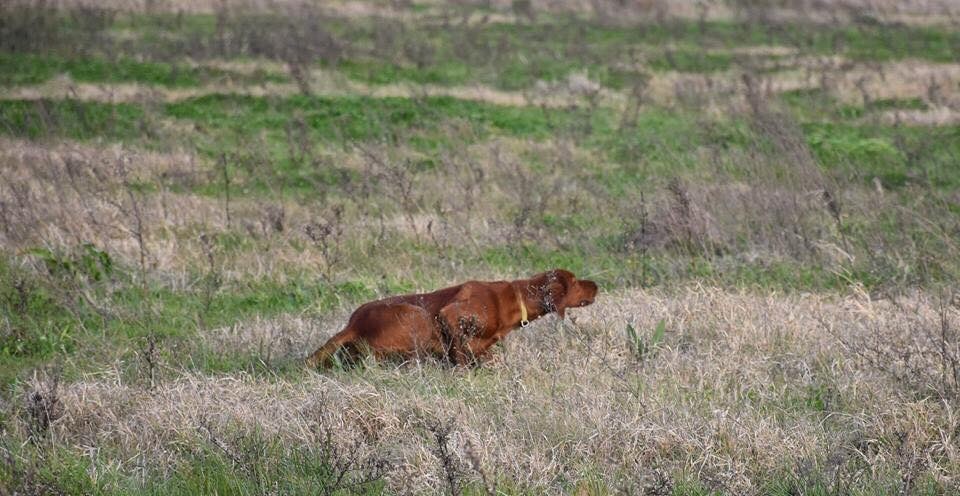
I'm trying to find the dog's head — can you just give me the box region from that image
[532,269,599,319]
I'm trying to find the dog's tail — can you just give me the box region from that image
[305,329,354,369]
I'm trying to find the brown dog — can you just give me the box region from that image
[306,269,598,368]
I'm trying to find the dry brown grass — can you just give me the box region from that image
[67,0,953,26]
[772,59,960,105]
[0,137,304,280]
[879,106,960,125]
[0,76,302,103]
[15,0,413,18]
[6,287,958,492]
[1,115,939,291]
[642,58,960,117]
[1,132,609,281]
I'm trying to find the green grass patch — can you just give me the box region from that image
[139,428,387,495]
[1,429,388,496]
[805,122,960,190]
[114,11,219,37]
[648,49,733,72]
[779,89,960,191]
[476,17,960,66]
[23,11,958,96]
[0,94,599,186]
[0,98,146,141]
[334,58,472,86]
[0,247,391,385]
[161,93,602,195]
[592,109,749,186]
[782,89,931,121]
[0,443,106,495]
[164,94,576,144]
[866,97,929,112]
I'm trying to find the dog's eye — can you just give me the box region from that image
[579,300,590,306]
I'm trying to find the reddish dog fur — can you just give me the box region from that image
[306,269,598,368]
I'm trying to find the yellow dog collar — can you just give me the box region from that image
[515,288,529,327]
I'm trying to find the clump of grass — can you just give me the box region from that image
[24,370,63,443]
[625,319,666,363]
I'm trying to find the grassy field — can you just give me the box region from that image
[1,0,960,494]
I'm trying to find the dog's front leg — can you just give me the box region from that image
[437,304,482,367]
